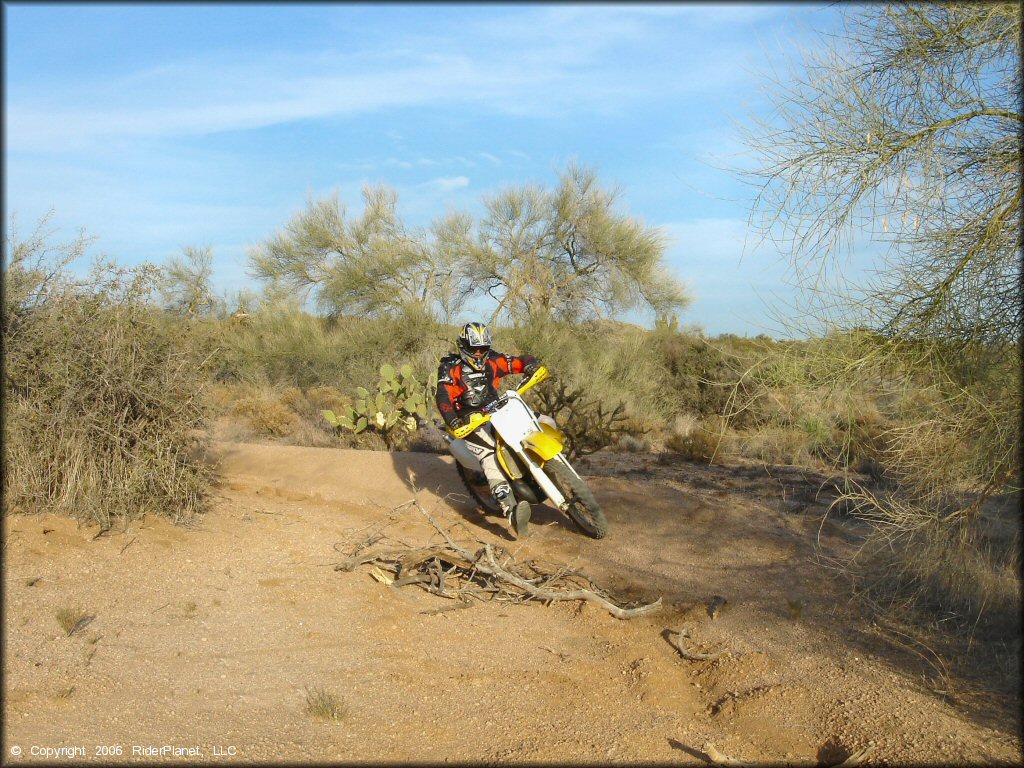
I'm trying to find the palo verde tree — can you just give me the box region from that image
[741,3,1021,624]
[457,162,690,325]
[160,245,217,318]
[248,184,461,322]
[744,3,1020,344]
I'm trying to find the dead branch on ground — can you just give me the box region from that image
[669,625,727,661]
[332,498,662,620]
[697,741,874,767]
[832,744,875,767]
[703,743,748,766]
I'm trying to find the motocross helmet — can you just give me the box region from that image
[457,322,493,371]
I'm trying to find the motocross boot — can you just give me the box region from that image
[493,483,532,539]
[510,500,531,539]
[493,483,515,516]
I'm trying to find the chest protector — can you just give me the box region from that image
[459,365,494,410]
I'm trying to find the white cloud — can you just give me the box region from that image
[425,176,470,193]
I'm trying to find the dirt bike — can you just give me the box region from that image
[442,366,608,539]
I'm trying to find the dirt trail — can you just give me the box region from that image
[3,442,1020,765]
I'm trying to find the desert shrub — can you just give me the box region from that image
[209,306,344,387]
[230,391,302,437]
[503,317,676,429]
[664,415,732,463]
[731,427,811,466]
[831,393,890,474]
[277,386,308,413]
[3,222,211,529]
[208,306,447,395]
[214,382,360,448]
[739,327,1022,632]
[846,507,1021,641]
[798,415,836,461]
[205,382,259,414]
[529,376,646,460]
[611,434,651,453]
[651,328,757,425]
[305,385,351,414]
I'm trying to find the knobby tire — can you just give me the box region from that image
[546,459,608,539]
[455,461,501,514]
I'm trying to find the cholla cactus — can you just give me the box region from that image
[323,364,427,446]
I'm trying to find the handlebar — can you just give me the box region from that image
[448,365,549,439]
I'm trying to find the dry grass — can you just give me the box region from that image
[845,501,1021,633]
[664,416,732,464]
[612,434,651,453]
[55,607,93,637]
[304,686,347,721]
[209,382,355,447]
[305,385,350,414]
[229,390,302,437]
[732,427,812,466]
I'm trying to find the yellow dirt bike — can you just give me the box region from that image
[443,366,608,539]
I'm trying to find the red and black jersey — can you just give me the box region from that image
[435,350,538,427]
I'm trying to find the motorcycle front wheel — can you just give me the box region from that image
[546,458,608,539]
[455,462,501,514]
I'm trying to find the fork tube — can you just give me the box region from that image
[520,452,569,511]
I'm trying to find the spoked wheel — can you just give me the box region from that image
[455,462,501,514]
[546,458,608,539]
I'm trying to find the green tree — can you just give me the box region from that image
[740,2,1021,626]
[160,245,216,317]
[460,163,689,324]
[248,185,459,321]
[743,3,1021,345]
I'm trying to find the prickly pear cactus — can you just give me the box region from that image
[322,363,429,448]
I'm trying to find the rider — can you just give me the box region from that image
[436,322,541,538]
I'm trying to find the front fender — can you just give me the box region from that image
[521,425,564,463]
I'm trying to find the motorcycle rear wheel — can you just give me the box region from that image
[455,462,501,514]
[546,459,608,539]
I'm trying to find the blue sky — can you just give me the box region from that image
[4,3,847,336]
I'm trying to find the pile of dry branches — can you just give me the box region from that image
[333,499,661,620]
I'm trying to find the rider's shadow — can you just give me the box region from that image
[389,449,514,540]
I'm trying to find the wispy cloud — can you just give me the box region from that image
[424,176,470,193]
[6,6,785,152]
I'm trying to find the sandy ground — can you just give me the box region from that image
[3,441,1021,765]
